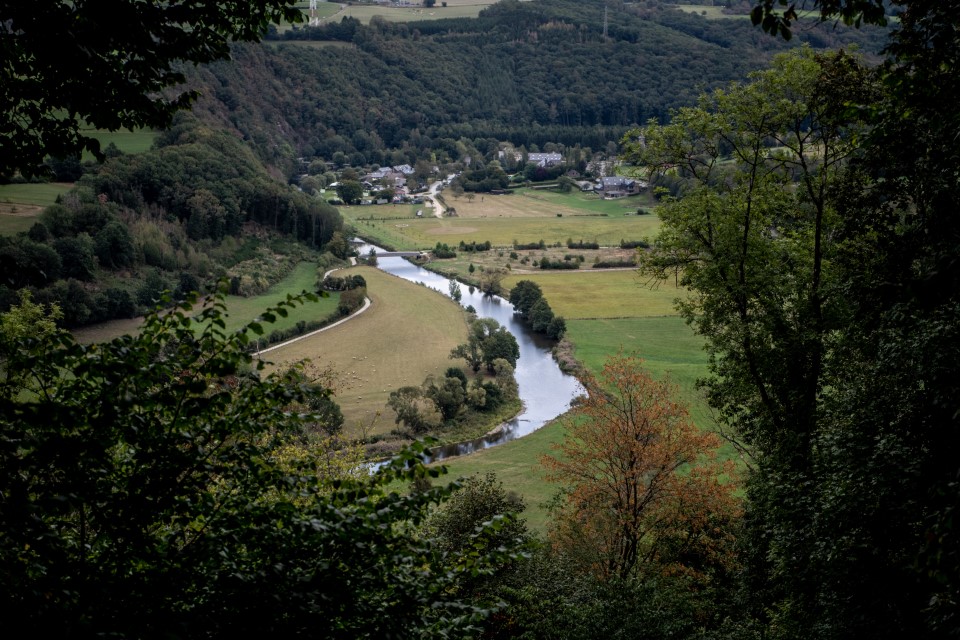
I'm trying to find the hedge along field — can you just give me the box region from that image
[502,271,688,320]
[0,182,74,234]
[263,265,469,437]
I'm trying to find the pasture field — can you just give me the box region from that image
[263,265,469,436]
[0,182,74,235]
[330,3,492,24]
[0,182,73,207]
[349,211,661,249]
[673,4,751,19]
[502,270,687,320]
[215,261,340,335]
[81,129,158,157]
[72,262,336,343]
[347,189,655,221]
[501,187,658,218]
[0,214,38,236]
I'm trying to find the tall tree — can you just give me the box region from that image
[623,47,877,633]
[813,3,960,636]
[541,353,739,583]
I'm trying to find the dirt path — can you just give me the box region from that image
[426,181,445,218]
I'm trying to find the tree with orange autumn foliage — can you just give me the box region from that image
[541,353,740,583]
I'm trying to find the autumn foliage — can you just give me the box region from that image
[541,353,740,583]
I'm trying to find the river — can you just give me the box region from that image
[355,241,583,461]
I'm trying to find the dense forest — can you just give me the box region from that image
[188,0,889,175]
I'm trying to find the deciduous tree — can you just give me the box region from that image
[542,353,739,583]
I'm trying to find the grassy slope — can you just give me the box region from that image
[0,183,74,234]
[81,129,158,158]
[263,265,469,436]
[214,262,338,335]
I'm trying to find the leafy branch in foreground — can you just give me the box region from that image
[0,288,520,638]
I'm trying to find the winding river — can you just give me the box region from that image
[356,241,583,461]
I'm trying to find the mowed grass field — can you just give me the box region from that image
[502,270,687,319]
[263,265,469,436]
[348,211,661,249]
[343,188,660,249]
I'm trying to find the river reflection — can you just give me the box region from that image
[355,242,583,461]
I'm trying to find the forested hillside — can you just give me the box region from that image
[187,0,888,174]
[0,119,343,326]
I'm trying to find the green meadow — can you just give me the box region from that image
[440,315,715,533]
[348,213,660,249]
[0,182,74,235]
[502,270,687,320]
[81,128,158,158]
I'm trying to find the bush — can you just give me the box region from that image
[539,257,579,270]
[458,240,491,252]
[338,287,366,316]
[513,240,546,250]
[433,242,457,259]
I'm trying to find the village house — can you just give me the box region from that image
[527,152,564,167]
[595,176,645,198]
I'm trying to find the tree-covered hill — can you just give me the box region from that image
[0,119,344,326]
[186,0,888,173]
